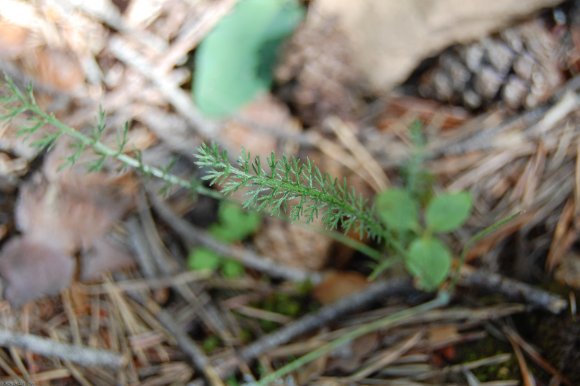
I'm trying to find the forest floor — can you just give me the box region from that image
[0,1,579,385]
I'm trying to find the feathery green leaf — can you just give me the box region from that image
[194,143,385,240]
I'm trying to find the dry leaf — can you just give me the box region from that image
[0,144,135,306]
[21,47,85,93]
[554,251,580,289]
[427,324,460,347]
[313,271,369,305]
[0,236,75,307]
[0,20,29,59]
[16,170,133,251]
[80,235,135,281]
[220,94,300,159]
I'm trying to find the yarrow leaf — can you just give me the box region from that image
[194,143,385,240]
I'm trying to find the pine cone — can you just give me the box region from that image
[418,19,564,110]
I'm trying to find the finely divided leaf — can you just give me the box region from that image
[426,192,472,232]
[193,0,304,117]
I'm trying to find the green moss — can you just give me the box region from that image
[456,337,518,382]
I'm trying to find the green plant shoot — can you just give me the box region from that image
[187,201,261,278]
[375,187,472,290]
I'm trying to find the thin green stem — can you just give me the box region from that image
[2,78,221,200]
[320,229,383,261]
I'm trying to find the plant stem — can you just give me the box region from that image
[450,211,521,290]
[3,79,221,199]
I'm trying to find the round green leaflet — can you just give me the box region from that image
[425,191,472,233]
[406,237,452,291]
[376,188,420,232]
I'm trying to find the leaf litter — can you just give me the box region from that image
[0,0,578,385]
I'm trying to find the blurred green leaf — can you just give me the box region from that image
[376,188,419,232]
[202,336,220,353]
[426,192,472,232]
[221,259,245,278]
[193,0,304,117]
[406,237,451,291]
[187,248,221,272]
[218,201,261,240]
[209,201,261,243]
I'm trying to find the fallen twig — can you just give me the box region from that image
[109,37,218,140]
[459,266,567,313]
[213,278,414,378]
[0,329,125,369]
[125,288,225,386]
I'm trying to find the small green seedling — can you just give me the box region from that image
[187,201,261,277]
[1,77,474,290]
[194,139,473,290]
[376,189,472,290]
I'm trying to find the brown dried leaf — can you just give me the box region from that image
[427,324,460,347]
[21,47,85,93]
[80,235,135,281]
[554,251,580,289]
[0,236,74,307]
[313,271,369,305]
[0,144,135,306]
[16,170,133,251]
[0,21,29,59]
[220,94,300,158]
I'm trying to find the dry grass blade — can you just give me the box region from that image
[348,331,423,381]
[502,326,573,386]
[507,333,536,386]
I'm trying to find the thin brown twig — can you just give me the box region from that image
[134,298,226,386]
[506,331,536,386]
[108,36,219,140]
[459,266,567,314]
[135,191,235,340]
[502,325,572,386]
[213,278,414,378]
[0,329,125,369]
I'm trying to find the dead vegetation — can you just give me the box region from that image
[0,0,578,385]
